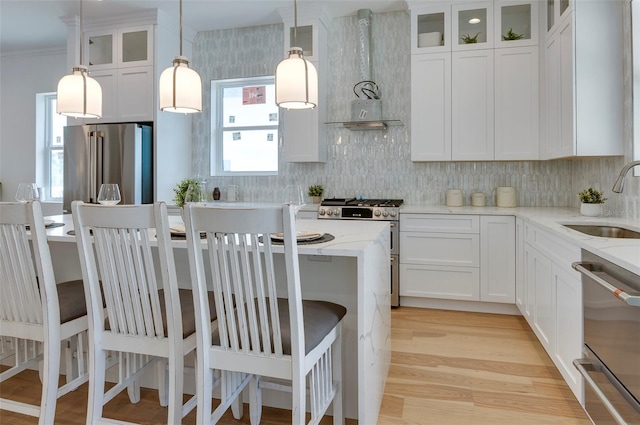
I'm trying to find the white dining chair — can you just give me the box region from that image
[0,200,89,425]
[72,200,225,424]
[184,203,346,425]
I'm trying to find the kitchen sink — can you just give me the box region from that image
[563,224,640,239]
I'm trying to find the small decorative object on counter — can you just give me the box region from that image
[471,191,486,207]
[308,184,324,204]
[578,187,606,217]
[445,189,464,207]
[213,187,221,201]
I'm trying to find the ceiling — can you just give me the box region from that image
[0,0,407,55]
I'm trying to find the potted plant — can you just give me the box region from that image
[173,177,201,209]
[577,187,607,217]
[308,185,324,204]
[502,28,524,41]
[461,32,480,44]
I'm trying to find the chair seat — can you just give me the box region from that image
[57,280,87,324]
[159,289,217,338]
[213,299,346,355]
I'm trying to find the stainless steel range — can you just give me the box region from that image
[318,198,403,307]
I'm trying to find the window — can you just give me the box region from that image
[45,94,67,200]
[211,77,279,176]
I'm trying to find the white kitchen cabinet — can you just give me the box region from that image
[494,0,538,48]
[451,49,494,161]
[480,215,515,303]
[452,2,493,51]
[279,8,328,163]
[542,0,624,159]
[494,46,539,160]
[521,220,583,402]
[515,217,525,312]
[400,214,515,304]
[410,53,451,161]
[409,1,539,162]
[85,25,154,70]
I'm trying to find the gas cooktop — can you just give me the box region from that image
[320,198,404,208]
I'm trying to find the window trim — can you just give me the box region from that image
[44,93,64,201]
[210,76,279,177]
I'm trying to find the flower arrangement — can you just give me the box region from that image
[173,178,201,208]
[577,187,607,204]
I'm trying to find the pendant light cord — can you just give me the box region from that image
[293,0,297,46]
[179,0,183,56]
[79,0,84,65]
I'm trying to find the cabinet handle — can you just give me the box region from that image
[572,262,640,307]
[573,358,630,425]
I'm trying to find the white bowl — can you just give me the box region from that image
[418,32,442,47]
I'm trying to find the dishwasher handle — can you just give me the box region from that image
[572,262,640,307]
[573,359,628,425]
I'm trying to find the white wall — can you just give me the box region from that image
[0,49,66,202]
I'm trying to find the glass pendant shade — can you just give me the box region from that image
[57,66,103,119]
[275,48,318,110]
[159,56,202,113]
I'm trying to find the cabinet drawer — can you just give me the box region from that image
[400,214,479,233]
[400,264,480,301]
[400,232,479,267]
[524,222,580,272]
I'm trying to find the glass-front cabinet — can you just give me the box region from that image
[411,6,450,54]
[495,1,538,47]
[546,0,572,36]
[85,25,153,70]
[452,2,493,51]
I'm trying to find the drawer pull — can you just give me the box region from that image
[572,262,640,307]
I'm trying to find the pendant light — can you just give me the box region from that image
[275,0,318,110]
[56,0,102,119]
[159,0,202,113]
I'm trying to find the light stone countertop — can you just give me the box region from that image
[400,205,640,276]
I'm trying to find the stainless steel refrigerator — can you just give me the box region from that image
[63,123,153,213]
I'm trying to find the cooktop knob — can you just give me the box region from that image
[374,210,382,217]
[390,211,397,217]
[326,209,333,216]
[333,209,340,216]
[382,211,389,217]
[319,209,326,216]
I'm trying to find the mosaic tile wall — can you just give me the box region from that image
[191,10,639,218]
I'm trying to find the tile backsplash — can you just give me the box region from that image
[192,10,639,219]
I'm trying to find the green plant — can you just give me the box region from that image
[502,27,524,41]
[308,184,324,197]
[173,178,201,208]
[577,187,607,204]
[461,32,480,44]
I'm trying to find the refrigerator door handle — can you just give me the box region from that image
[96,131,104,200]
[89,131,97,203]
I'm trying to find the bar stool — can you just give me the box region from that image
[0,200,88,425]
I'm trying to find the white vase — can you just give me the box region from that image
[580,203,602,217]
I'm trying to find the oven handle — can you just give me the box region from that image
[572,262,640,307]
[573,358,629,425]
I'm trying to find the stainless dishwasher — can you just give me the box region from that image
[572,251,640,425]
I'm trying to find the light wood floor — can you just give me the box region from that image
[1,307,590,424]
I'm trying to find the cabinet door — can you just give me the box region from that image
[543,33,562,159]
[529,246,554,351]
[452,2,493,51]
[515,218,525,312]
[411,6,450,54]
[117,66,154,122]
[553,264,583,402]
[558,17,574,158]
[452,49,494,160]
[411,53,452,161]
[85,30,116,70]
[480,216,515,303]
[494,46,539,160]
[400,263,480,301]
[81,69,117,124]
[400,232,480,267]
[495,1,538,47]
[118,26,154,68]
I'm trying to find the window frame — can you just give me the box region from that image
[210,76,279,177]
[44,94,65,201]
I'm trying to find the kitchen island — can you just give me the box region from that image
[42,212,391,424]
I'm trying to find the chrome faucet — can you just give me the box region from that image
[612,160,640,193]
